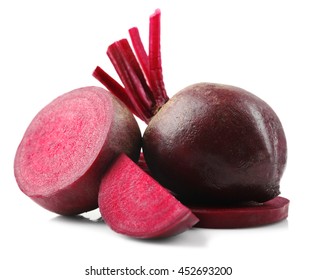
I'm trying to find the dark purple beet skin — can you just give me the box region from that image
[143,83,287,205]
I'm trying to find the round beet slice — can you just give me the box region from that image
[190,196,289,228]
[98,153,199,239]
[14,86,141,215]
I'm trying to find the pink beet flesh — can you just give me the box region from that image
[14,86,141,215]
[190,196,289,228]
[98,153,199,239]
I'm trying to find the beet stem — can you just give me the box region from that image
[149,9,169,109]
[93,9,169,122]
[129,27,151,84]
[117,39,155,109]
[107,41,151,122]
[92,66,138,116]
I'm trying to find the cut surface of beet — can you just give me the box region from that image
[190,196,289,229]
[98,153,199,239]
[14,86,141,215]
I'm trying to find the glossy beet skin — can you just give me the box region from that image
[143,83,287,205]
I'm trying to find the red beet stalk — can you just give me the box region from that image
[93,9,168,123]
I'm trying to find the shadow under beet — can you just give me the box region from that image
[50,208,104,226]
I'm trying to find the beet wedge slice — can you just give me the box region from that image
[14,86,141,215]
[190,196,289,229]
[98,153,199,239]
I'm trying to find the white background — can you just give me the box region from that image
[1,0,315,279]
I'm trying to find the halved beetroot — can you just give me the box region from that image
[190,196,289,228]
[98,153,199,239]
[14,86,141,215]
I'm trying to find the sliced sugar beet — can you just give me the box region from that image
[190,196,289,229]
[14,86,141,215]
[98,153,199,239]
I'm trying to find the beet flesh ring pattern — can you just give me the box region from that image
[14,86,141,215]
[143,83,287,206]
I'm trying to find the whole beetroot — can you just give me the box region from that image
[94,9,289,229]
[143,83,287,205]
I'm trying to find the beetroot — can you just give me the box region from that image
[93,9,289,228]
[14,86,141,215]
[98,153,199,238]
[94,9,287,203]
[190,196,289,228]
[143,83,287,205]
